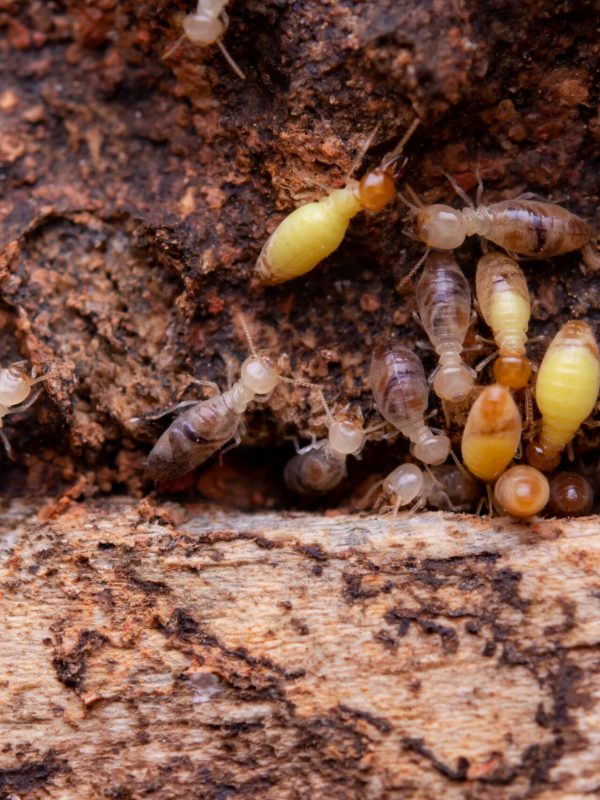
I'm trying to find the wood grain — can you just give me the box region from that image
[1,500,599,799]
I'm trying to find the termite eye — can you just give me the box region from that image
[329,421,364,455]
[241,357,279,394]
[493,356,531,389]
[358,169,395,211]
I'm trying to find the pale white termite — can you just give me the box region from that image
[284,405,370,496]
[165,1,245,80]
[402,176,597,266]
[143,319,278,482]
[0,362,46,457]
[415,252,475,402]
[368,463,480,514]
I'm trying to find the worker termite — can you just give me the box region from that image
[526,321,600,471]
[370,343,451,465]
[0,362,46,457]
[475,252,532,389]
[254,119,420,285]
[461,384,522,482]
[402,177,595,262]
[548,471,594,517]
[164,1,245,80]
[368,463,480,514]
[284,405,369,496]
[143,319,279,483]
[493,465,550,520]
[415,252,474,402]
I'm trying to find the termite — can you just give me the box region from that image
[368,463,480,514]
[284,405,369,496]
[548,471,594,517]
[254,119,420,285]
[526,321,600,471]
[461,384,522,482]
[493,465,550,520]
[0,362,46,457]
[415,252,474,402]
[370,343,451,465]
[475,252,532,389]
[402,176,595,262]
[144,319,279,482]
[164,1,245,80]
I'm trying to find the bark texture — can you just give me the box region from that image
[1,501,600,799]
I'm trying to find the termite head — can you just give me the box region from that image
[493,355,532,390]
[493,465,550,519]
[328,409,366,456]
[240,355,279,395]
[434,362,474,404]
[183,1,227,45]
[384,463,426,507]
[411,430,451,466]
[0,363,31,406]
[358,167,397,212]
[411,205,467,249]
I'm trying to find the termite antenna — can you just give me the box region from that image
[217,38,246,80]
[380,117,420,171]
[280,376,334,424]
[163,33,186,60]
[347,123,381,179]
[449,448,472,481]
[237,312,258,358]
[441,170,474,208]
[401,248,431,285]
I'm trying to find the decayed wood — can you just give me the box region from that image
[1,500,599,799]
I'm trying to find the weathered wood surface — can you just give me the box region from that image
[1,500,599,799]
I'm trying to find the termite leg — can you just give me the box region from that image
[0,429,14,460]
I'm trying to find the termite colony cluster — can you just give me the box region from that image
[140,115,600,521]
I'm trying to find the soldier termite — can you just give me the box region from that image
[475,252,532,389]
[284,405,370,496]
[548,471,594,517]
[370,343,451,465]
[461,384,522,482]
[143,318,279,483]
[254,119,420,285]
[0,362,47,457]
[368,462,482,514]
[415,252,475,403]
[493,465,550,520]
[402,176,596,262]
[526,320,600,471]
[164,0,245,80]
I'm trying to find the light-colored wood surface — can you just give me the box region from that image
[1,499,599,799]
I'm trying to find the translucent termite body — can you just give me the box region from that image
[370,343,451,465]
[409,196,592,259]
[255,120,419,285]
[526,321,600,471]
[476,252,532,388]
[166,1,245,79]
[146,353,279,483]
[0,362,45,456]
[373,463,480,514]
[415,252,474,402]
[548,471,594,517]
[461,384,522,482]
[284,411,367,496]
[493,465,550,519]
